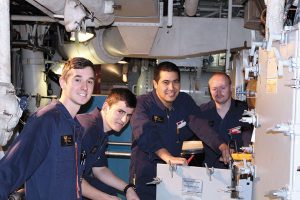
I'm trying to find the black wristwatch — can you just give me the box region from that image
[123,183,136,194]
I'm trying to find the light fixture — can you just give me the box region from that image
[118,59,128,64]
[122,63,128,83]
[70,27,95,42]
[122,74,128,83]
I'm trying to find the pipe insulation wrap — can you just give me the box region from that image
[0,83,23,146]
[184,0,200,16]
[266,0,284,35]
[0,0,11,83]
[33,0,115,28]
[22,49,48,113]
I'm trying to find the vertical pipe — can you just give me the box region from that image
[22,49,47,113]
[266,0,284,35]
[0,0,11,83]
[167,0,173,27]
[290,27,300,199]
[225,0,232,73]
[185,0,200,17]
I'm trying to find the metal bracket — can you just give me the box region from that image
[245,44,263,80]
[267,33,283,51]
[266,187,289,199]
[146,177,162,185]
[240,109,259,128]
[285,78,300,88]
[276,55,300,77]
[267,122,294,136]
[204,163,214,181]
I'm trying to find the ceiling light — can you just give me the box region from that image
[70,28,95,42]
[122,74,128,83]
[118,60,128,64]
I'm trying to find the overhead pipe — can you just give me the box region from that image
[30,0,115,29]
[11,15,59,22]
[265,0,284,35]
[26,0,65,16]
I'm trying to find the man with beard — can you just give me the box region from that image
[198,72,253,169]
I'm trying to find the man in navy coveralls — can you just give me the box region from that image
[129,61,231,200]
[0,57,95,200]
[78,88,139,200]
[199,72,253,169]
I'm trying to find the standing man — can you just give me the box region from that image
[199,72,253,168]
[78,88,140,200]
[130,61,231,200]
[0,57,95,199]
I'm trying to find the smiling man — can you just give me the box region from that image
[129,61,231,200]
[0,57,95,199]
[77,88,140,200]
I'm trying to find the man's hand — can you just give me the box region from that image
[125,187,140,200]
[218,143,231,164]
[155,148,187,166]
[168,156,187,166]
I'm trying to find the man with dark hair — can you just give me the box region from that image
[78,88,140,200]
[0,57,95,199]
[199,72,253,168]
[130,61,231,200]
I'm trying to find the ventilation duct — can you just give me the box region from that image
[27,0,252,64]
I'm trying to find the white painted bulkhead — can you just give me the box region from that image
[253,25,300,199]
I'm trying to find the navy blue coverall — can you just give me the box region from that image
[77,108,117,197]
[199,99,253,168]
[130,90,226,200]
[0,100,84,200]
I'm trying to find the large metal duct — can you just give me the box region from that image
[27,0,252,64]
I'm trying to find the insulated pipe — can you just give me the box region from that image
[266,0,284,35]
[27,0,65,15]
[0,0,23,148]
[22,49,48,113]
[0,0,11,83]
[22,49,47,96]
[11,15,59,22]
[31,0,114,28]
[184,0,200,16]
